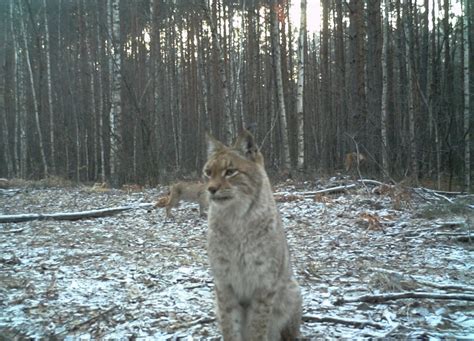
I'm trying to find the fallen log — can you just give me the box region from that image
[335,292,474,305]
[303,314,386,329]
[0,203,154,223]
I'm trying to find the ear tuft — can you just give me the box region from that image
[234,129,258,159]
[206,133,226,157]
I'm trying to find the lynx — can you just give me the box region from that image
[165,181,208,217]
[344,152,366,173]
[203,130,302,341]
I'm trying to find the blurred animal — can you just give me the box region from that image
[165,181,208,217]
[0,178,9,189]
[203,130,302,340]
[344,152,366,173]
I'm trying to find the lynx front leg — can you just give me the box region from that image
[245,290,275,341]
[215,285,244,341]
[165,196,179,218]
[199,202,206,217]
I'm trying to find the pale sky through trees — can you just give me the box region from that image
[290,0,321,33]
[289,0,462,34]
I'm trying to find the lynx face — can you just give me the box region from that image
[203,132,265,211]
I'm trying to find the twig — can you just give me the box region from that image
[335,292,474,305]
[357,179,386,186]
[274,184,358,197]
[372,268,474,292]
[302,314,386,329]
[418,187,464,196]
[0,228,25,234]
[57,305,119,336]
[173,316,216,330]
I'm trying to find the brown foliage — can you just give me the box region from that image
[357,212,382,231]
[373,183,412,210]
[313,194,332,203]
[274,194,304,202]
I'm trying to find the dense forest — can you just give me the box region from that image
[0,0,472,191]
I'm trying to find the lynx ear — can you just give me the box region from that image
[234,129,258,160]
[206,133,226,157]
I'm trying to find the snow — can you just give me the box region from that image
[0,183,473,339]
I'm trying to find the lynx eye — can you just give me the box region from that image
[224,169,238,178]
[204,168,212,178]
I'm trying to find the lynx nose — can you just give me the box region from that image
[208,185,219,194]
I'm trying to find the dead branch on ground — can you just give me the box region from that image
[335,292,474,305]
[372,268,474,292]
[0,203,154,223]
[303,314,386,329]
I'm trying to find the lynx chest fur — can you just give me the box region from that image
[203,130,302,341]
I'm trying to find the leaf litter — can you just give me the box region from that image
[0,180,473,339]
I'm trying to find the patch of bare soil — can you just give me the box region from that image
[0,181,472,339]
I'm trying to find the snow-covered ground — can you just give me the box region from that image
[0,181,473,339]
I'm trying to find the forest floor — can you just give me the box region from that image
[0,178,473,340]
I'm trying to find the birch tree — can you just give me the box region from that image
[108,0,122,185]
[296,0,306,171]
[18,1,49,177]
[96,0,106,182]
[201,0,234,144]
[270,0,291,171]
[43,0,56,174]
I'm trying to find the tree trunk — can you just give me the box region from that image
[202,0,233,144]
[335,0,346,161]
[463,0,470,192]
[381,0,390,179]
[296,0,307,171]
[96,0,106,182]
[270,0,291,171]
[2,1,15,177]
[320,0,330,170]
[108,0,122,186]
[18,1,49,178]
[403,0,417,180]
[43,0,56,175]
[348,0,367,146]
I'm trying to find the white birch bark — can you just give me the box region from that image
[381,0,389,178]
[43,0,55,174]
[18,1,49,177]
[197,26,211,135]
[108,0,122,185]
[18,56,27,179]
[83,0,97,180]
[296,0,307,171]
[463,0,470,192]
[201,0,234,144]
[96,0,106,182]
[270,0,291,171]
